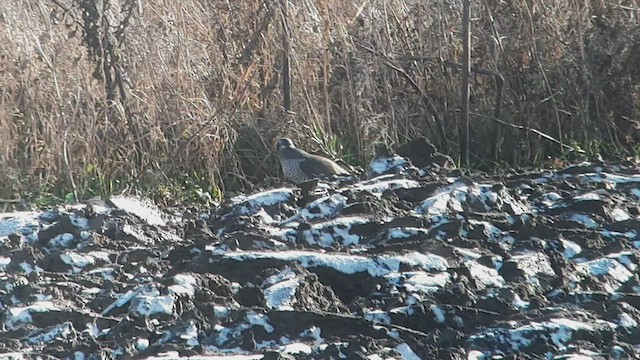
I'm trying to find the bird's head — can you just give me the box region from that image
[276,138,296,151]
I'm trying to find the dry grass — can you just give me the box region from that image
[1,0,639,201]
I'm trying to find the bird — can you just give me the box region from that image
[275,138,349,184]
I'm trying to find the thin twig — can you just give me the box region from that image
[239,3,275,65]
[524,1,564,152]
[0,198,21,203]
[63,129,79,203]
[354,40,447,147]
[606,3,640,10]
[470,112,584,153]
[391,53,504,118]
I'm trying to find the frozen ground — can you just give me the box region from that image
[1,146,640,359]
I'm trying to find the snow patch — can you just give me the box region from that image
[6,301,61,329]
[577,258,633,292]
[0,211,40,237]
[230,188,294,213]
[110,196,168,226]
[129,295,175,316]
[368,156,411,176]
[351,178,421,195]
[395,343,421,360]
[466,261,505,288]
[470,318,598,352]
[224,251,448,277]
[262,269,301,310]
[168,273,198,297]
[294,216,369,247]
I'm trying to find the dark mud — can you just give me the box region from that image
[1,148,640,359]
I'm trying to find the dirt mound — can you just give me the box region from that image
[1,158,640,358]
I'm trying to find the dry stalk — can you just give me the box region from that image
[0,0,638,198]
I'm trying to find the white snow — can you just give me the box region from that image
[129,295,175,316]
[602,230,637,241]
[230,188,294,209]
[0,211,40,237]
[391,271,451,294]
[415,187,461,215]
[214,306,230,318]
[618,312,638,329]
[430,304,446,323]
[454,247,482,260]
[395,343,421,360]
[509,252,556,277]
[60,251,96,269]
[168,273,198,297]
[351,178,421,195]
[470,318,597,352]
[573,192,601,201]
[391,252,449,271]
[3,164,640,358]
[181,321,200,348]
[69,214,89,229]
[0,353,27,360]
[19,261,43,274]
[386,227,430,240]
[467,350,486,360]
[85,267,115,281]
[300,326,324,345]
[609,208,630,221]
[368,156,410,176]
[576,172,640,184]
[577,258,633,292]
[280,342,312,354]
[540,192,563,205]
[512,293,530,310]
[246,311,274,333]
[26,322,74,345]
[560,239,582,258]
[122,225,148,243]
[148,353,263,360]
[565,213,599,228]
[262,269,301,310]
[469,220,510,243]
[224,251,447,277]
[294,216,370,247]
[5,301,61,329]
[136,338,150,351]
[291,194,348,222]
[364,309,391,324]
[48,233,77,248]
[465,261,505,288]
[110,195,168,226]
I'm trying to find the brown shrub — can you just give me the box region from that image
[0,0,638,199]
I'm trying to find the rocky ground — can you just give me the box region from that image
[1,139,640,359]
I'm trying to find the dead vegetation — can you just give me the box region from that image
[0,0,639,200]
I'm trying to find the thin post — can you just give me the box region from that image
[461,0,472,166]
[281,0,292,111]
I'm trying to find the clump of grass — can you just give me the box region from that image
[0,0,638,202]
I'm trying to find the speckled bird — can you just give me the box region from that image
[275,138,349,183]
